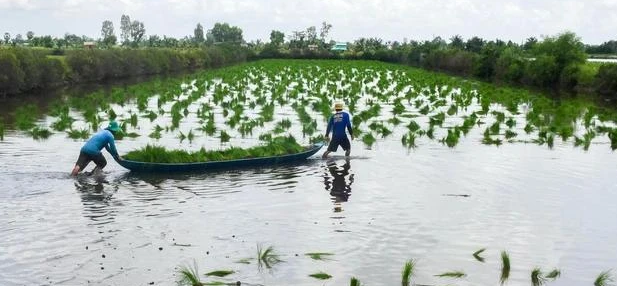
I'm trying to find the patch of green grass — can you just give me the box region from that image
[205,270,234,277]
[305,252,334,260]
[309,272,332,280]
[402,259,415,286]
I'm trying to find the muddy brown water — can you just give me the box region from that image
[1,80,617,286]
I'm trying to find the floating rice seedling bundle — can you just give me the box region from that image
[177,261,202,286]
[401,259,416,286]
[205,270,234,277]
[500,251,510,285]
[257,244,283,269]
[435,271,466,278]
[309,272,332,280]
[594,270,613,286]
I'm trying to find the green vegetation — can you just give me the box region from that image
[473,248,486,262]
[594,270,614,286]
[350,277,361,286]
[401,259,415,286]
[309,272,332,280]
[257,244,283,269]
[305,252,334,260]
[500,251,511,285]
[177,262,202,286]
[204,270,234,277]
[124,136,304,163]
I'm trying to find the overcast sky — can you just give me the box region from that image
[1,0,616,44]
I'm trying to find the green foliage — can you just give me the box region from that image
[305,252,334,260]
[204,270,234,277]
[402,259,416,286]
[309,272,332,280]
[500,251,510,285]
[124,135,304,163]
[595,64,617,98]
[594,270,613,286]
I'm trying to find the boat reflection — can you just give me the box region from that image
[323,158,354,212]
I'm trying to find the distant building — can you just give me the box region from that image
[83,42,96,49]
[331,42,347,51]
[308,44,318,51]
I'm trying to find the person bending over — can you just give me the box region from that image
[71,121,123,176]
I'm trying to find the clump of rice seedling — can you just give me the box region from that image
[220,130,231,144]
[177,261,202,286]
[429,112,446,126]
[14,104,38,130]
[402,259,416,286]
[418,105,430,115]
[545,269,561,280]
[505,117,516,128]
[29,126,52,140]
[500,251,510,285]
[51,113,75,131]
[350,277,361,286]
[144,110,158,122]
[305,252,334,260]
[388,116,402,126]
[426,126,435,139]
[149,125,163,139]
[67,128,90,139]
[257,244,283,269]
[407,120,421,132]
[447,104,458,116]
[442,129,459,148]
[524,123,535,134]
[492,111,506,123]
[489,122,501,135]
[362,133,376,148]
[505,130,517,140]
[205,270,234,277]
[473,248,486,262]
[435,271,466,278]
[0,121,4,141]
[402,133,417,149]
[531,267,547,286]
[309,272,332,280]
[607,129,617,150]
[594,270,613,286]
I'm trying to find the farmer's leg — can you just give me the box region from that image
[323,138,340,158]
[342,137,351,157]
[72,152,90,176]
[91,153,107,174]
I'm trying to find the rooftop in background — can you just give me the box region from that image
[331,42,347,51]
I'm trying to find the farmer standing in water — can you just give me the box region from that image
[322,102,354,159]
[71,121,123,176]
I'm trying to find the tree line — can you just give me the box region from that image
[1,17,616,98]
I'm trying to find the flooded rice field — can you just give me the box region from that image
[1,60,617,286]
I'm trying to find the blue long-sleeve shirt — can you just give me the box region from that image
[326,111,353,139]
[81,129,119,157]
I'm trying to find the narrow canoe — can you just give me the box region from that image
[114,142,324,173]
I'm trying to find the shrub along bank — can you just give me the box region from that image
[0,45,251,96]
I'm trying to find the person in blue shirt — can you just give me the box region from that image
[71,121,123,176]
[322,102,354,159]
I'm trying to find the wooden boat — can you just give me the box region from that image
[114,142,324,173]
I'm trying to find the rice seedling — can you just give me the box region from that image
[608,129,617,150]
[426,126,435,140]
[350,277,361,286]
[492,111,506,123]
[435,271,466,278]
[442,129,460,148]
[235,258,253,264]
[505,117,516,128]
[29,127,52,140]
[531,267,548,286]
[144,110,158,122]
[473,248,486,262]
[362,133,376,148]
[220,130,231,144]
[177,261,202,286]
[500,251,510,285]
[305,252,334,260]
[0,121,4,141]
[388,116,402,126]
[594,270,613,286]
[257,244,283,269]
[407,120,421,133]
[51,113,75,131]
[505,130,517,140]
[205,270,234,277]
[14,105,38,131]
[489,122,501,135]
[429,112,446,126]
[401,133,417,148]
[309,272,332,280]
[401,259,416,286]
[67,128,90,139]
[545,269,561,280]
[524,123,535,134]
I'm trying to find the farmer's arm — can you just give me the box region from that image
[345,114,353,138]
[325,116,333,137]
[104,132,120,158]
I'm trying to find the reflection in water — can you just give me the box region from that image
[324,158,354,212]
[74,174,119,225]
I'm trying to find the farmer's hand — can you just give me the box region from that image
[325,136,330,142]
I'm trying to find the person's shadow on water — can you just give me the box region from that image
[323,158,354,212]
